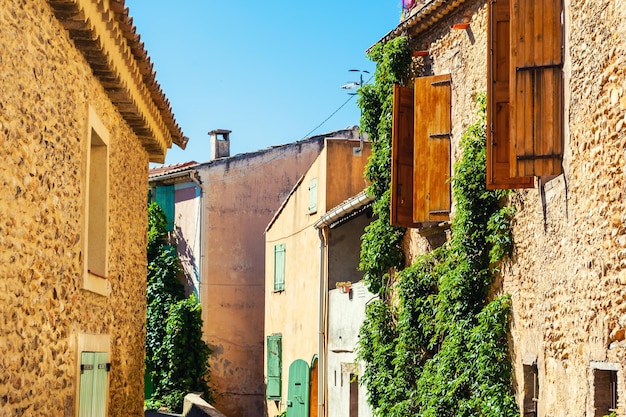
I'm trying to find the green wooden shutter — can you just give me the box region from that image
[308,178,318,214]
[274,244,286,292]
[79,352,109,417]
[267,334,282,400]
[155,185,175,231]
[79,352,95,417]
[92,352,109,417]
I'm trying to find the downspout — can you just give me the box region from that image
[317,226,328,417]
[190,170,204,300]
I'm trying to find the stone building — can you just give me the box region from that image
[382,0,626,415]
[149,128,361,417]
[0,0,185,416]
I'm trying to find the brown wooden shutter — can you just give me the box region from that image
[486,0,534,189]
[413,74,451,223]
[510,0,563,177]
[391,84,420,228]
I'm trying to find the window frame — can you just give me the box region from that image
[83,105,110,296]
[76,333,111,417]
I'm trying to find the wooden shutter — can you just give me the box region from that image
[308,178,318,214]
[274,244,285,292]
[510,0,563,177]
[413,74,451,223]
[155,185,175,231]
[266,334,282,400]
[391,84,421,228]
[486,0,534,189]
[79,351,109,417]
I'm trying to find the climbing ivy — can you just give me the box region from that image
[357,39,519,416]
[145,202,212,413]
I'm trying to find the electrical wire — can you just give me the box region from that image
[300,75,374,140]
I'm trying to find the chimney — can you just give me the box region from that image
[208,129,231,160]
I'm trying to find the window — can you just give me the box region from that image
[78,352,110,417]
[593,368,618,417]
[390,74,452,227]
[266,334,282,400]
[274,244,286,292]
[523,364,538,417]
[84,106,110,296]
[309,178,318,214]
[487,0,563,188]
[155,185,175,231]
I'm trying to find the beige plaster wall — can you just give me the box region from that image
[0,1,150,415]
[401,0,626,415]
[196,137,327,417]
[264,139,372,417]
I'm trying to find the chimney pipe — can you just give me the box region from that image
[208,129,231,160]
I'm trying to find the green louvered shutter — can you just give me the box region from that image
[267,334,282,400]
[155,185,175,231]
[79,352,109,417]
[308,178,318,214]
[274,244,286,292]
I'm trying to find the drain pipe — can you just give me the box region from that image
[317,226,328,417]
[190,170,204,300]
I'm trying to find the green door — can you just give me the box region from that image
[287,359,310,417]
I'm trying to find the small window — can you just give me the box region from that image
[308,178,318,214]
[594,368,618,417]
[84,106,110,296]
[79,351,110,417]
[274,244,286,292]
[523,364,538,417]
[267,334,282,400]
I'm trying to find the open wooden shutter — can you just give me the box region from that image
[155,185,175,231]
[486,0,534,189]
[391,84,420,228]
[266,334,282,400]
[413,74,451,223]
[510,0,563,177]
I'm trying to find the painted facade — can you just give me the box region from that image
[0,0,185,416]
[149,128,361,417]
[383,0,626,415]
[264,139,373,417]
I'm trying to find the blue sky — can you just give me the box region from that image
[125,1,402,166]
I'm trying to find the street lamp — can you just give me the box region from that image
[341,70,370,152]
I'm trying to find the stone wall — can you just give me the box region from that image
[402,0,626,415]
[0,1,149,416]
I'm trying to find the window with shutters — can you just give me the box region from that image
[308,178,318,214]
[274,244,286,292]
[79,351,110,417]
[155,185,175,231]
[266,334,282,400]
[487,0,563,188]
[390,74,452,227]
[84,106,110,296]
